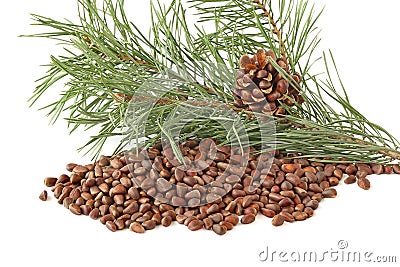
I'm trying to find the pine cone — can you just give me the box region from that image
[233,49,303,116]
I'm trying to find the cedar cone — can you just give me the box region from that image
[233,49,303,116]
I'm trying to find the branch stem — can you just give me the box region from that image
[335,136,400,161]
[253,0,287,58]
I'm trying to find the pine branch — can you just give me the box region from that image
[25,0,400,164]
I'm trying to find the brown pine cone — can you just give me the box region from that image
[233,49,303,116]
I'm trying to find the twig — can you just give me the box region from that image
[84,36,154,67]
[288,121,400,161]
[335,136,400,162]
[123,95,242,111]
[253,0,287,58]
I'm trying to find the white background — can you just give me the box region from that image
[1,1,399,266]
